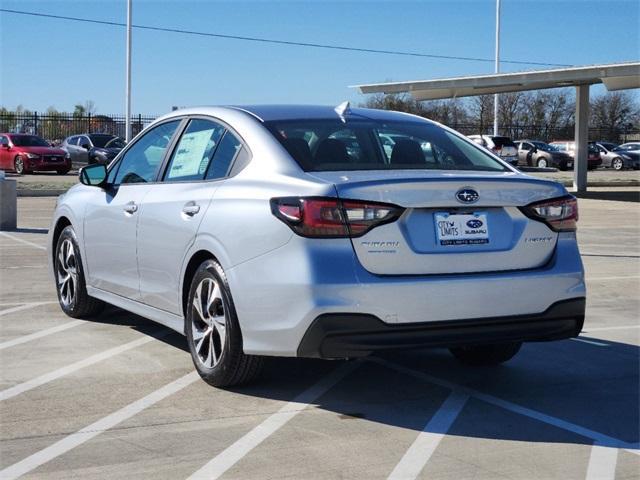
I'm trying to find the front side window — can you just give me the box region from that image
[111,120,180,184]
[164,119,225,182]
[267,120,508,172]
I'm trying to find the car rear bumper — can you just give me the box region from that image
[228,232,585,357]
[297,298,585,358]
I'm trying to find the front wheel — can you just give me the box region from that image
[186,259,263,387]
[55,226,104,318]
[449,342,522,366]
[612,157,624,170]
[14,156,26,174]
[536,158,548,168]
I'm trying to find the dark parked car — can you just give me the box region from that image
[0,133,71,174]
[549,141,602,170]
[61,134,126,165]
[592,142,639,170]
[515,140,573,170]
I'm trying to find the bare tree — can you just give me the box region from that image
[590,91,640,141]
[468,95,494,134]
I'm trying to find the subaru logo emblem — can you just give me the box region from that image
[456,188,479,204]
[466,219,483,229]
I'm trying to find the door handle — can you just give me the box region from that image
[182,203,201,216]
[123,202,138,214]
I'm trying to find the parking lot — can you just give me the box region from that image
[0,190,638,479]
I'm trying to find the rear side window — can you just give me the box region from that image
[267,120,508,172]
[205,131,242,180]
[164,119,225,182]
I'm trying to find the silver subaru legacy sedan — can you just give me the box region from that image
[48,104,586,386]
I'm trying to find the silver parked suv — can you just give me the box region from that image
[49,105,586,386]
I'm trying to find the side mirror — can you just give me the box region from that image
[79,164,108,187]
[81,143,91,150]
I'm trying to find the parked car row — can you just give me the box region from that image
[468,133,639,171]
[0,132,126,174]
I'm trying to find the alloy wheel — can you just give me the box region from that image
[56,238,78,307]
[612,158,623,170]
[537,158,548,168]
[191,278,227,368]
[14,156,24,174]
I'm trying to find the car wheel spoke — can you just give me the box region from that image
[191,275,228,369]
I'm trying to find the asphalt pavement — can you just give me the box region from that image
[0,190,638,479]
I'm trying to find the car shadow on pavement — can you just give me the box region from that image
[237,337,639,451]
[575,190,640,203]
[10,228,48,235]
[93,306,639,451]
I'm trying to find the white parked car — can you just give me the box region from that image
[468,135,519,167]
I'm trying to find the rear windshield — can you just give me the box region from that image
[265,119,509,172]
[490,136,516,148]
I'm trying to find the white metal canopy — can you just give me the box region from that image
[353,62,640,193]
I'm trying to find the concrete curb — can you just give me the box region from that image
[18,189,67,197]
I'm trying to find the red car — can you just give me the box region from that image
[0,133,71,175]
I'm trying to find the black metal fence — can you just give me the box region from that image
[0,112,157,144]
[1,112,638,145]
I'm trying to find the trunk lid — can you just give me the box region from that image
[310,170,565,275]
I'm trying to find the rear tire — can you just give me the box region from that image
[55,226,104,318]
[186,259,263,387]
[449,342,522,366]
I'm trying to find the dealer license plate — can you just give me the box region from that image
[434,212,489,246]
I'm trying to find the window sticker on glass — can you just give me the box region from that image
[169,129,216,178]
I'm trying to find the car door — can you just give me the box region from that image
[66,137,82,164]
[0,136,10,169]
[77,135,92,164]
[82,119,182,299]
[137,118,246,315]
[517,142,530,165]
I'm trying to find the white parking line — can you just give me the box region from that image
[587,275,640,281]
[0,301,58,317]
[585,443,619,480]
[0,231,47,251]
[187,361,361,480]
[0,320,84,351]
[584,325,640,332]
[0,371,200,480]
[571,338,609,346]
[387,392,469,480]
[370,358,639,453]
[0,331,168,401]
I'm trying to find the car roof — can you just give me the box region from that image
[160,105,430,124]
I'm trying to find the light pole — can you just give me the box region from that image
[493,0,500,136]
[125,0,132,142]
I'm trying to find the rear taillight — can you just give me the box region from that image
[522,195,578,232]
[270,197,403,238]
